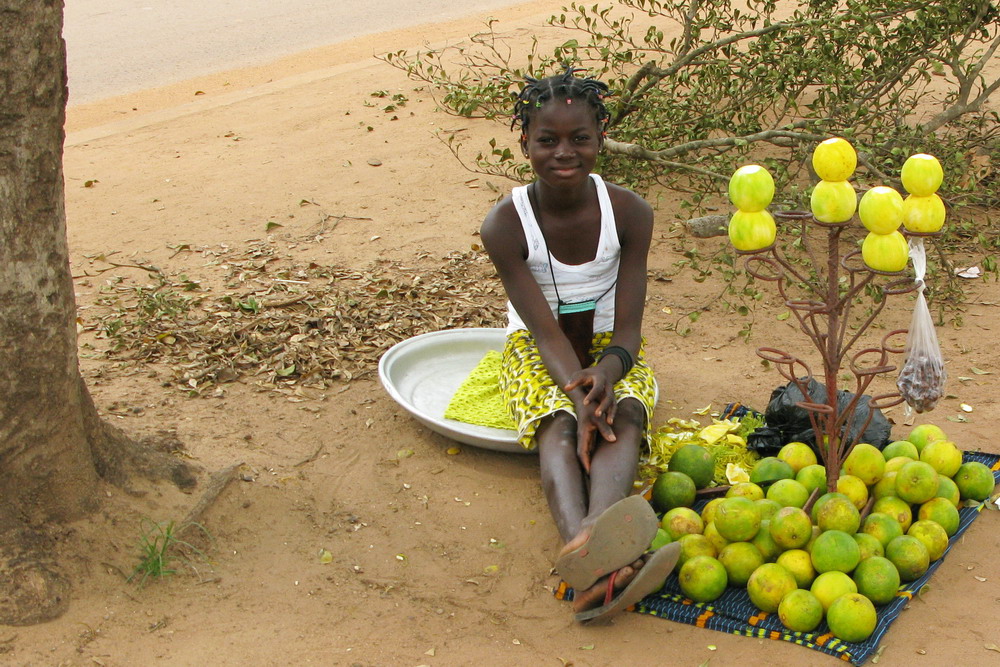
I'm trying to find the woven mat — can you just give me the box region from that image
[558,451,1000,666]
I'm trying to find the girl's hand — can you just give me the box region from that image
[566,368,618,472]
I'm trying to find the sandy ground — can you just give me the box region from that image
[6,2,999,666]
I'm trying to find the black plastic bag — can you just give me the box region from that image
[747,378,892,457]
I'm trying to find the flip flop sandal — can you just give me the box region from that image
[573,541,681,624]
[554,495,659,591]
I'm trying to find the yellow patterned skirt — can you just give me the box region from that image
[499,329,658,451]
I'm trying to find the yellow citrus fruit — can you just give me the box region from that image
[778,588,824,632]
[700,497,726,525]
[812,137,858,182]
[885,535,930,581]
[752,520,782,562]
[678,555,728,602]
[861,230,909,273]
[726,482,765,501]
[661,507,705,540]
[859,186,905,234]
[651,471,697,512]
[884,456,915,475]
[777,548,817,588]
[882,440,919,461]
[844,443,888,486]
[836,474,870,511]
[861,512,904,548]
[748,562,798,613]
[907,519,949,561]
[769,506,814,550]
[919,439,963,477]
[853,532,885,561]
[953,461,996,502]
[902,193,946,233]
[810,179,857,223]
[852,556,901,605]
[828,593,878,642]
[755,498,783,521]
[777,442,818,473]
[729,164,776,212]
[934,475,962,508]
[795,464,828,496]
[728,209,776,251]
[677,533,718,567]
[895,461,940,505]
[767,478,810,508]
[715,496,762,542]
[811,530,861,574]
[917,497,960,536]
[703,521,731,553]
[719,541,765,587]
[810,570,857,612]
[871,472,899,500]
[872,496,913,532]
[900,153,944,196]
[814,493,861,534]
[668,444,716,489]
[907,424,947,454]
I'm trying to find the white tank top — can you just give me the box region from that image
[505,173,621,335]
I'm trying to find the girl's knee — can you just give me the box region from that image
[616,398,647,427]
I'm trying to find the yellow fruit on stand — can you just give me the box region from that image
[900,153,943,196]
[810,179,857,223]
[861,230,909,272]
[827,593,878,642]
[902,193,946,233]
[729,164,776,212]
[812,137,858,182]
[858,186,904,234]
[728,209,777,251]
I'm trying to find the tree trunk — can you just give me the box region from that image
[0,0,195,626]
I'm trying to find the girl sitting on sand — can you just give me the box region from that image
[481,67,678,623]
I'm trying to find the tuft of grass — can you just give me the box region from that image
[128,518,210,587]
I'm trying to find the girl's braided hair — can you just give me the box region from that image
[511,66,611,140]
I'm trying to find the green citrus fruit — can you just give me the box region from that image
[907,519,949,561]
[728,209,776,251]
[677,533,718,567]
[726,481,765,501]
[661,507,704,540]
[769,506,814,550]
[703,521,731,553]
[871,496,913,532]
[953,461,996,502]
[935,474,962,507]
[796,464,828,496]
[650,527,673,550]
[729,164,776,212]
[884,456,916,474]
[862,230,909,273]
[844,443,887,485]
[700,497,726,524]
[750,457,795,485]
[810,492,849,523]
[852,555,901,605]
[885,535,930,581]
[811,530,861,574]
[810,570,857,611]
[778,588,824,632]
[678,555,728,603]
[853,532,885,561]
[900,153,943,197]
[815,493,861,534]
[916,497,960,536]
[907,424,947,454]
[748,562,798,613]
[882,440,919,461]
[777,548,817,588]
[871,472,899,500]
[811,179,857,223]
[859,186,904,234]
[719,541,765,587]
[827,593,878,642]
[651,471,697,512]
[919,439,963,477]
[767,478,810,508]
[902,193,946,233]
[755,498,783,521]
[752,520,782,562]
[895,461,939,505]
[715,496,762,542]
[812,137,858,182]
[668,444,716,489]
[861,512,904,548]
[777,442,818,473]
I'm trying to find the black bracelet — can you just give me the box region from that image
[600,345,634,375]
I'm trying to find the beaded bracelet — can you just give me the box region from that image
[599,345,634,375]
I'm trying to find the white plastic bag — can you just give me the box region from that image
[897,238,946,413]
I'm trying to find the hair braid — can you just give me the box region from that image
[511,65,611,140]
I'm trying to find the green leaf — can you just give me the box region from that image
[265,221,283,231]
